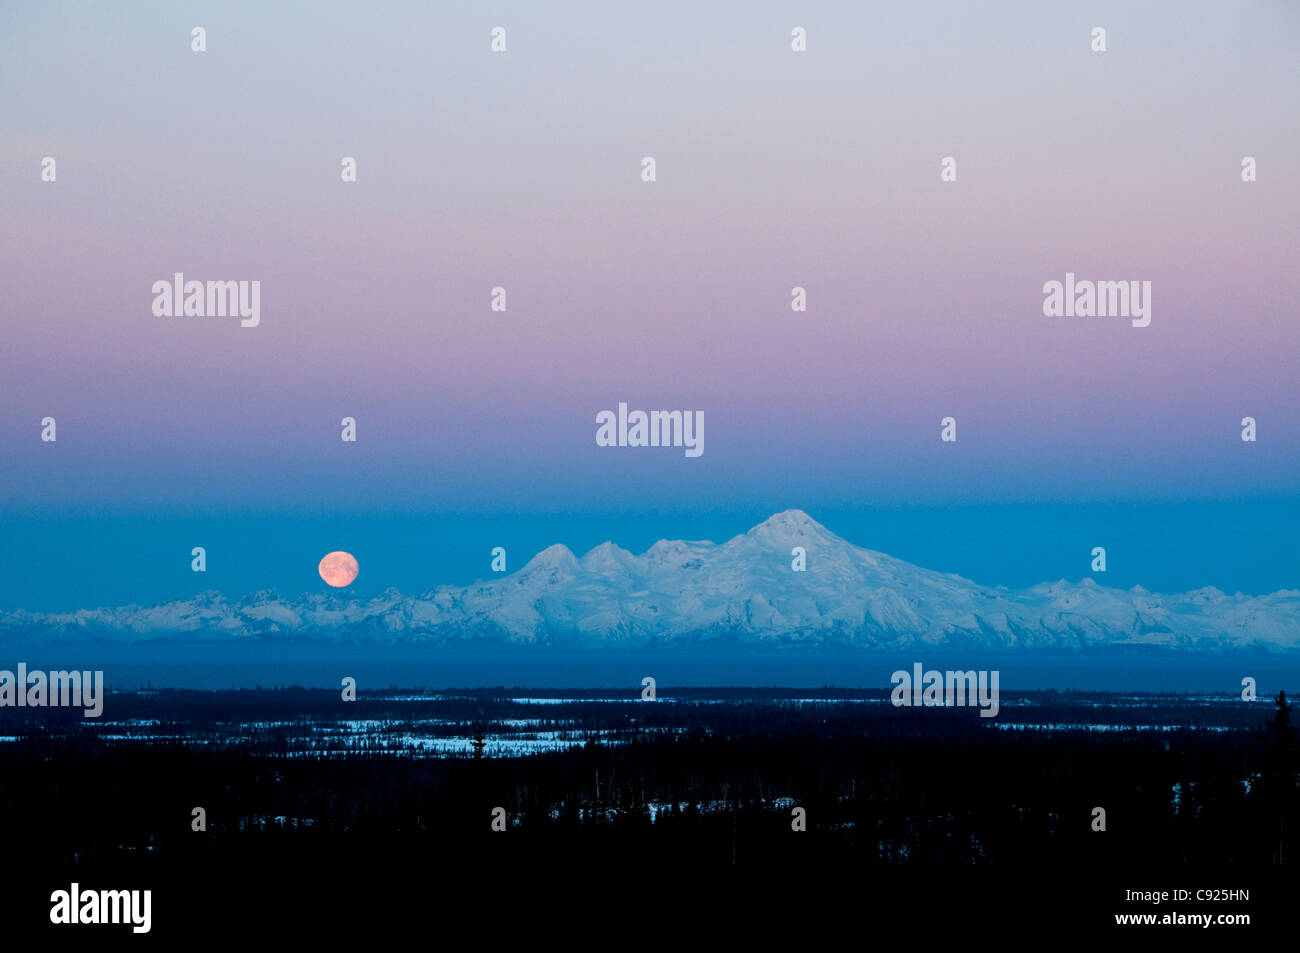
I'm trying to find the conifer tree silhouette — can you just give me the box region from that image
[1261,691,1297,863]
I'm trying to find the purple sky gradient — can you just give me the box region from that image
[2,0,1298,512]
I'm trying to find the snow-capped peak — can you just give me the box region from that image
[743,509,843,548]
[1,512,1296,653]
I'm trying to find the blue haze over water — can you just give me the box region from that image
[18,645,1300,694]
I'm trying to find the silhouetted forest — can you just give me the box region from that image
[1,688,1294,870]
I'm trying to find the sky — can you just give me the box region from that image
[1,1,1298,610]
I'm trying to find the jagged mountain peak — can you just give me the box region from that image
[579,541,637,571]
[521,543,579,571]
[1,512,1296,652]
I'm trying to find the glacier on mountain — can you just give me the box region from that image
[2,511,1297,652]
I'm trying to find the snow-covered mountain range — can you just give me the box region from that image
[3,511,1298,652]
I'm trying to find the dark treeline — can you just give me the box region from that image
[0,691,1294,871]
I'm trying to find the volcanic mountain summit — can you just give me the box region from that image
[3,511,1297,652]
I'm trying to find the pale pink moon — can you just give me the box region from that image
[318,551,359,587]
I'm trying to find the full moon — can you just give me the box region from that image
[318,551,359,588]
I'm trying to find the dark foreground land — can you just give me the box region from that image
[0,687,1293,937]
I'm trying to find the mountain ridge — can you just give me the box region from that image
[2,510,1297,652]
